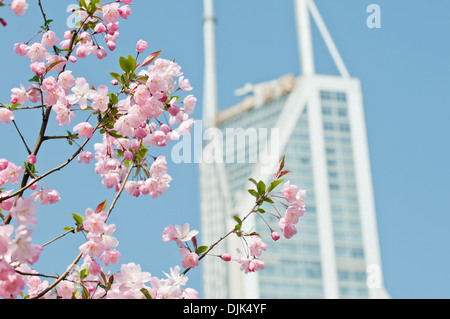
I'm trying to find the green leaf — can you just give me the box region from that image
[28,75,40,83]
[248,178,258,187]
[257,208,266,214]
[107,130,122,138]
[233,215,242,225]
[248,189,259,198]
[108,92,118,106]
[257,181,266,195]
[72,213,85,227]
[80,268,89,280]
[127,55,136,72]
[110,72,122,83]
[79,0,87,9]
[196,246,208,255]
[267,179,284,193]
[119,56,131,73]
[263,197,275,204]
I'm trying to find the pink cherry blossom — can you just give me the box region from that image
[31,189,60,206]
[118,5,132,19]
[136,39,148,53]
[0,191,14,211]
[1,162,25,185]
[233,249,265,274]
[26,42,48,62]
[114,262,151,292]
[183,288,199,299]
[149,277,183,299]
[150,156,168,178]
[180,248,199,269]
[0,261,25,299]
[102,3,120,24]
[295,188,307,203]
[78,150,94,164]
[284,203,305,225]
[0,225,14,255]
[11,226,42,265]
[183,95,197,115]
[10,197,38,226]
[133,85,150,106]
[83,208,108,234]
[91,85,110,112]
[14,43,28,56]
[41,77,59,94]
[11,0,28,16]
[41,30,59,47]
[53,103,75,127]
[178,76,193,91]
[10,84,28,105]
[100,249,121,266]
[30,62,46,76]
[26,85,41,103]
[66,77,95,109]
[0,108,14,124]
[162,223,198,245]
[73,122,94,139]
[248,237,268,257]
[281,181,299,203]
[278,217,297,239]
[0,159,9,171]
[57,71,76,91]
[56,280,75,299]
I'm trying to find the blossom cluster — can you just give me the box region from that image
[279,181,307,239]
[0,205,198,299]
[163,224,200,270]
[0,197,41,299]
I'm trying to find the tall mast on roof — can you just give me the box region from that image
[203,0,219,128]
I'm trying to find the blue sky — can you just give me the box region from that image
[0,0,449,299]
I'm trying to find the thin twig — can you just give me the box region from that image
[41,228,78,248]
[181,203,260,276]
[12,120,32,155]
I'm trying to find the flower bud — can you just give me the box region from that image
[220,254,232,262]
[27,154,37,165]
[271,231,280,242]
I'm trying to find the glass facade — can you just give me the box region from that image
[212,89,371,299]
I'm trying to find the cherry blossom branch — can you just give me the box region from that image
[37,0,48,28]
[1,121,102,224]
[41,226,81,248]
[30,164,135,299]
[42,135,71,141]
[181,202,260,276]
[0,103,45,110]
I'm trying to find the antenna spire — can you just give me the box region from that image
[295,0,315,76]
[203,0,219,128]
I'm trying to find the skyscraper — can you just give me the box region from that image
[200,0,390,299]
